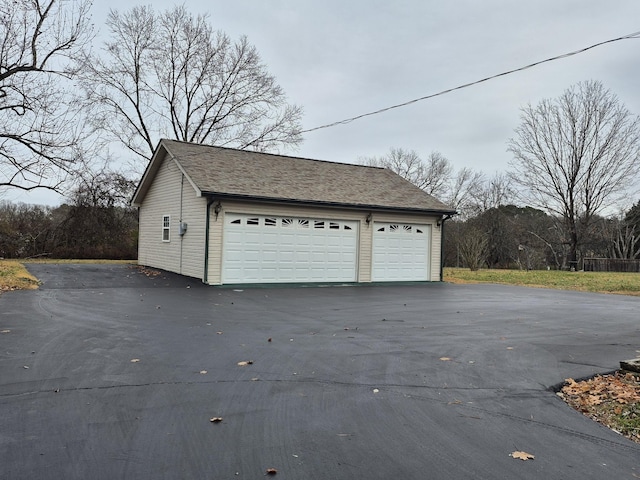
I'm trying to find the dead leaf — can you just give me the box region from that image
[237,360,254,366]
[266,468,277,475]
[216,331,223,335]
[510,451,535,461]
[130,358,140,363]
[209,417,223,423]
[440,357,452,361]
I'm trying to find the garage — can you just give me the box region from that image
[132,140,456,284]
[372,222,431,281]
[222,214,358,283]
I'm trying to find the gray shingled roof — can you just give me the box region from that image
[135,139,455,213]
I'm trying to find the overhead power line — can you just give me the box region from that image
[301,30,640,134]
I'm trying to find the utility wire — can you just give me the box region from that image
[301,30,640,134]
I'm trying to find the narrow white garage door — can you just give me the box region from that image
[222,214,358,284]
[372,222,431,281]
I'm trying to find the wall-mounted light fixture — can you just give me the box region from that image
[366,212,372,225]
[214,201,222,220]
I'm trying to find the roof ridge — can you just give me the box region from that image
[160,138,387,171]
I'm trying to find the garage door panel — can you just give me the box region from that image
[222,214,358,284]
[373,222,430,282]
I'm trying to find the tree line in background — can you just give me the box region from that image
[1,2,640,267]
[0,170,137,259]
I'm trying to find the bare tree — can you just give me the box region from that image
[508,81,640,267]
[445,167,485,218]
[361,148,453,196]
[470,172,514,214]
[361,147,487,213]
[0,0,93,192]
[608,202,640,259]
[458,226,488,271]
[81,5,303,169]
[610,222,640,259]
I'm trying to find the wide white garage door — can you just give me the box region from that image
[222,214,358,284]
[372,222,431,281]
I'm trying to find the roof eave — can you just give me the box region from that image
[201,191,457,216]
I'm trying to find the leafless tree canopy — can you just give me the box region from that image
[508,80,640,264]
[81,5,303,168]
[361,147,488,218]
[361,147,452,196]
[0,0,93,192]
[471,172,514,214]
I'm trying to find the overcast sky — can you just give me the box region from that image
[8,0,640,206]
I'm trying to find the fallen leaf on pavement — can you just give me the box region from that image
[237,360,253,366]
[266,468,277,475]
[510,451,535,461]
[130,358,140,363]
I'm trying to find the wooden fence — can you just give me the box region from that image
[583,258,640,273]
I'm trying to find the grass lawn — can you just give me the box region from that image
[445,267,640,296]
[0,260,41,292]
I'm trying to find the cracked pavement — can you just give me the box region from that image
[1,263,640,479]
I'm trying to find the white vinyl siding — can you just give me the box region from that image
[137,153,206,278]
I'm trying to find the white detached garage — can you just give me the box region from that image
[131,140,456,285]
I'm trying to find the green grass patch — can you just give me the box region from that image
[444,267,640,296]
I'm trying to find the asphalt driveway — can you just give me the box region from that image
[1,264,639,479]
